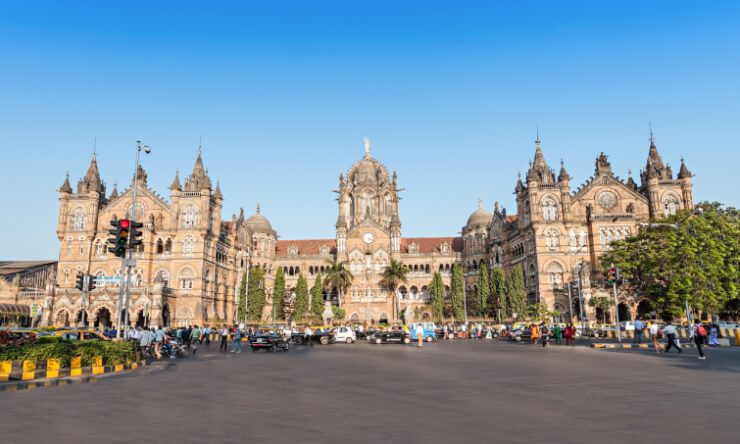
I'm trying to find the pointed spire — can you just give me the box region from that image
[109,182,119,199]
[169,169,182,191]
[81,151,102,192]
[515,171,524,193]
[339,168,344,187]
[678,156,692,179]
[213,180,223,199]
[558,158,570,183]
[60,172,72,193]
[184,148,211,191]
[256,203,260,214]
[392,169,397,185]
[494,201,499,213]
[133,164,148,186]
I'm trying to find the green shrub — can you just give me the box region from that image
[0,341,137,367]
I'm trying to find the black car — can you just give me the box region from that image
[249,332,290,352]
[291,328,335,345]
[370,327,411,345]
[508,327,532,342]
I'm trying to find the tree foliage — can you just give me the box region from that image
[311,273,324,317]
[506,265,527,319]
[476,265,490,317]
[331,306,346,321]
[450,264,465,321]
[273,266,286,320]
[237,271,247,323]
[381,259,409,321]
[429,271,445,322]
[294,273,309,321]
[601,202,740,317]
[247,267,266,321]
[323,259,354,307]
[489,267,507,319]
[588,296,615,323]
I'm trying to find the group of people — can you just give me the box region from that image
[527,323,579,346]
[127,325,207,360]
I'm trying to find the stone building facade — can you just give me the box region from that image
[24,135,693,327]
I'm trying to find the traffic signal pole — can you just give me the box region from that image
[122,141,145,339]
[611,264,621,342]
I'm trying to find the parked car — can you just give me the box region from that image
[408,322,436,342]
[370,326,412,344]
[249,332,290,352]
[291,327,335,345]
[332,326,356,344]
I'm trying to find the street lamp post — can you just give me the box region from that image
[568,244,588,335]
[120,141,150,339]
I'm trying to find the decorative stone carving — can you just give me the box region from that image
[322,301,334,326]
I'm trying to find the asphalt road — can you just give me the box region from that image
[2,340,739,444]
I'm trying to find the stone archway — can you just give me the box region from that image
[162,304,171,327]
[94,307,112,329]
[636,300,652,320]
[379,313,389,325]
[54,309,71,327]
[618,303,631,322]
[74,309,89,327]
[136,310,146,328]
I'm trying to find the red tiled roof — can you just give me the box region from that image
[276,239,337,256]
[220,221,234,232]
[401,237,463,253]
[506,215,518,223]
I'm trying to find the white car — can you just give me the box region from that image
[332,326,356,344]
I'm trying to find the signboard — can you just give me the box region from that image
[30,304,40,317]
[512,313,518,319]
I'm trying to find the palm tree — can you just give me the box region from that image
[381,259,409,322]
[323,258,353,308]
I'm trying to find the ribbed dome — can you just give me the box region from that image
[466,200,492,227]
[246,204,273,233]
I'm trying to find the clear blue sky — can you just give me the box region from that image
[1,1,739,260]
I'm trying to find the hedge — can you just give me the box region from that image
[0,341,138,367]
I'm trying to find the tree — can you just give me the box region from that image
[506,265,527,320]
[476,266,490,317]
[489,267,507,320]
[272,266,286,320]
[247,267,266,321]
[450,264,465,321]
[323,259,353,308]
[331,306,346,322]
[381,259,409,321]
[429,271,445,322]
[237,271,247,323]
[294,273,309,321]
[526,303,551,323]
[602,202,740,317]
[310,273,324,317]
[588,296,615,323]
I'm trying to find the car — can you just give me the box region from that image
[54,329,110,341]
[332,326,357,344]
[718,322,738,329]
[291,327,336,345]
[508,327,532,342]
[248,332,290,352]
[408,322,436,342]
[370,326,412,344]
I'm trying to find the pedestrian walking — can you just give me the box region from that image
[662,321,681,353]
[565,324,575,345]
[540,323,551,348]
[690,319,707,360]
[219,325,228,352]
[139,327,151,356]
[708,323,720,346]
[649,322,662,353]
[530,324,539,345]
[553,324,562,344]
[633,318,645,344]
[154,326,165,359]
[416,323,424,348]
[190,325,201,354]
[231,324,242,353]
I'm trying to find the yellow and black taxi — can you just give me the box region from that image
[54,329,109,341]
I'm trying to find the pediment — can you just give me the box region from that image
[571,173,647,205]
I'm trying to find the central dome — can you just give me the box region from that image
[245,204,274,234]
[466,199,492,228]
[348,153,391,187]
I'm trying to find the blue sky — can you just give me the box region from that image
[1,1,739,259]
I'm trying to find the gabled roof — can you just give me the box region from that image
[571,172,648,204]
[275,239,337,256]
[401,237,463,254]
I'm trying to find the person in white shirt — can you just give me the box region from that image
[661,322,681,353]
[648,322,661,353]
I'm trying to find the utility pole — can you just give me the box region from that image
[611,264,621,342]
[567,282,573,324]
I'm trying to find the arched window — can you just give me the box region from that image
[71,207,86,230]
[157,270,169,288]
[95,239,103,255]
[399,286,408,300]
[544,227,560,250]
[165,238,172,253]
[63,268,70,284]
[181,205,198,228]
[409,286,419,300]
[133,270,143,287]
[662,193,681,216]
[578,230,587,247]
[541,196,559,221]
[546,262,564,287]
[156,239,164,254]
[179,268,195,290]
[182,235,195,254]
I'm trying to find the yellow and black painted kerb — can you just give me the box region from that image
[0,358,147,392]
[592,343,697,349]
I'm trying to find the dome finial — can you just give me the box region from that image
[478,197,483,209]
[256,202,260,214]
[363,137,370,157]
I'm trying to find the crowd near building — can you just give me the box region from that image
[0,135,694,328]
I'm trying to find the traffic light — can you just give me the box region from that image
[108,219,130,257]
[608,268,616,285]
[75,273,85,291]
[130,221,144,249]
[87,275,96,292]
